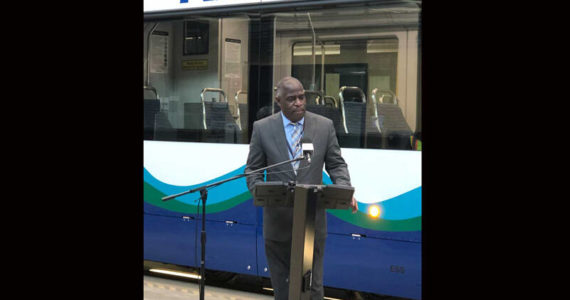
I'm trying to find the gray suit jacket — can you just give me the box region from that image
[245,111,351,241]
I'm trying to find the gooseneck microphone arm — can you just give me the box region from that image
[160,154,307,300]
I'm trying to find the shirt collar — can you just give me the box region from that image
[280,111,304,127]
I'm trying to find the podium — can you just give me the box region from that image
[254,181,355,300]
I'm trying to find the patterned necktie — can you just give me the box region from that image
[290,122,302,174]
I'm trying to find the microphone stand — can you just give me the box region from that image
[161,155,307,300]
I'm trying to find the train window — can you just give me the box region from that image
[273,6,420,150]
[143,15,251,144]
[143,3,420,150]
[291,38,403,149]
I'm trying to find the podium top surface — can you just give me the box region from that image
[253,181,353,209]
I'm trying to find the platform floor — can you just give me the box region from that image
[144,275,274,300]
[143,272,406,300]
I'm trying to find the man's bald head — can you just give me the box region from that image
[275,76,306,122]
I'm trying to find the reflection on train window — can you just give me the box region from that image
[143,16,251,144]
[290,37,416,150]
[143,4,420,151]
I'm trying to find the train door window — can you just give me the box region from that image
[143,15,251,144]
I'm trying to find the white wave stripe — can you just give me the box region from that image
[144,141,421,203]
[144,141,250,186]
[339,148,421,204]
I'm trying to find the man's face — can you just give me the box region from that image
[276,79,306,122]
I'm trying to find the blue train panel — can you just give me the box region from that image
[324,233,421,299]
[255,218,271,278]
[203,220,258,276]
[144,213,197,267]
[327,211,421,243]
[202,199,258,225]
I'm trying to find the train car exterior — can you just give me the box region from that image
[144,1,422,298]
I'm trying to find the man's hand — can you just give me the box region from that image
[350,197,358,213]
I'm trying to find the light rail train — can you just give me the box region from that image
[144,0,422,298]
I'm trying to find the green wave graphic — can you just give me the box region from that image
[144,181,251,214]
[145,181,420,231]
[327,209,421,231]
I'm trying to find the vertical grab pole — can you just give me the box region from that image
[144,23,159,100]
[307,12,316,91]
[371,88,382,133]
[321,41,325,100]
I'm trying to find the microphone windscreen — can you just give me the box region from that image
[301,137,314,153]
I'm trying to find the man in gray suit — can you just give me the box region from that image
[245,76,357,300]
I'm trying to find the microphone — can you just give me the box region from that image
[301,137,314,164]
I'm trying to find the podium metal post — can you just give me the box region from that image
[288,184,318,300]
